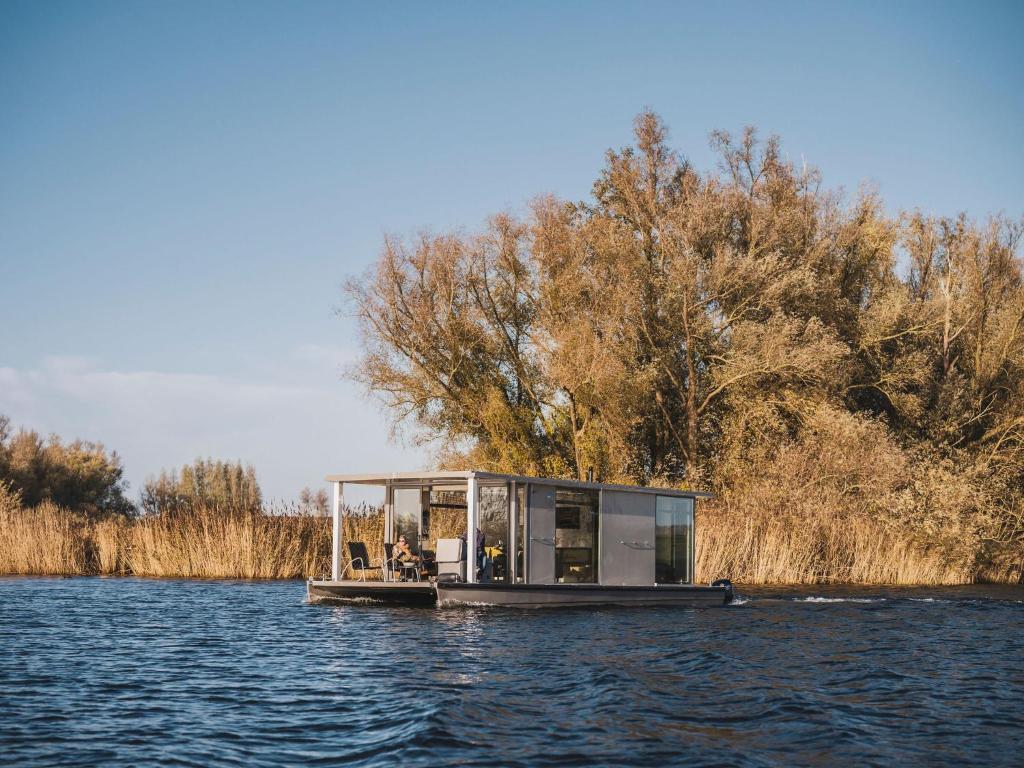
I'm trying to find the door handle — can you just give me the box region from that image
[620,540,654,550]
[530,537,555,546]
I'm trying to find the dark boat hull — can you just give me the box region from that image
[436,582,732,608]
[308,580,733,608]
[307,580,436,606]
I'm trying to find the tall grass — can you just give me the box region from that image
[0,480,1016,583]
[0,499,91,576]
[125,510,331,579]
[697,507,973,585]
[0,481,335,579]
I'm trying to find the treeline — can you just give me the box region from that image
[348,111,1024,582]
[142,459,262,515]
[0,481,331,578]
[0,418,333,579]
[0,415,133,516]
[0,414,267,516]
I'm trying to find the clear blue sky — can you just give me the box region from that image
[1,0,1022,502]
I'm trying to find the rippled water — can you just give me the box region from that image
[2,578,1023,766]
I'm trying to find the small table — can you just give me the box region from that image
[396,561,421,582]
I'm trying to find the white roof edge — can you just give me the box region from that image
[324,471,474,484]
[324,470,714,499]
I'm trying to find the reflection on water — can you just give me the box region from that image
[1,578,1023,767]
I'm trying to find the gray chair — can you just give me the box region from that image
[435,538,466,582]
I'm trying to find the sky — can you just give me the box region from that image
[1,0,1022,503]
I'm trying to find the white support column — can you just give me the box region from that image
[383,482,392,548]
[331,481,344,581]
[509,482,518,583]
[466,474,478,583]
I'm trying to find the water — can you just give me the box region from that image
[1,579,1023,767]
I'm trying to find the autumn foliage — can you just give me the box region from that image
[347,111,1024,583]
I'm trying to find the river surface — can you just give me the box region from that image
[1,578,1022,767]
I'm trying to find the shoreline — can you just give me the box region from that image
[3,503,1021,586]
[2,573,1020,588]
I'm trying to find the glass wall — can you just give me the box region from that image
[655,496,694,583]
[424,487,466,552]
[392,487,422,549]
[391,485,468,556]
[478,484,509,582]
[554,487,599,583]
[515,485,526,582]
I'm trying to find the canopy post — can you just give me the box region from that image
[384,481,393,548]
[332,481,344,581]
[466,474,478,583]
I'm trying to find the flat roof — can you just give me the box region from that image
[323,470,713,499]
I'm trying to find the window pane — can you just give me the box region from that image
[479,485,509,582]
[393,487,422,549]
[554,488,599,583]
[425,488,466,551]
[515,485,526,582]
[655,496,693,583]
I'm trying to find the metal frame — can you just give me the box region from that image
[326,472,711,586]
[331,481,343,581]
[325,471,712,499]
[466,474,478,584]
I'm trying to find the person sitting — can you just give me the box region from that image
[393,535,426,580]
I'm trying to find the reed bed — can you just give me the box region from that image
[125,511,331,579]
[0,500,91,576]
[697,508,972,585]
[0,483,335,579]
[0,486,1011,584]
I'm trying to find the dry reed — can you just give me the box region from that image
[697,508,972,585]
[0,500,90,576]
[0,486,335,580]
[124,510,331,579]
[0,488,1013,584]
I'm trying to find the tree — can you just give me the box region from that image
[142,458,262,515]
[349,112,888,483]
[298,486,329,515]
[0,416,134,516]
[346,110,1024,568]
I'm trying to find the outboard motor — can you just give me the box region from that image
[712,578,734,604]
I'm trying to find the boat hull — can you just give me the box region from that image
[308,580,733,608]
[436,582,732,608]
[307,580,436,606]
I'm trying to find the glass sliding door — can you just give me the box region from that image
[515,484,526,582]
[392,484,469,554]
[554,487,599,583]
[478,484,509,582]
[392,487,422,550]
[424,487,466,552]
[655,496,694,583]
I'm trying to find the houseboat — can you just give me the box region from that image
[306,471,733,608]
